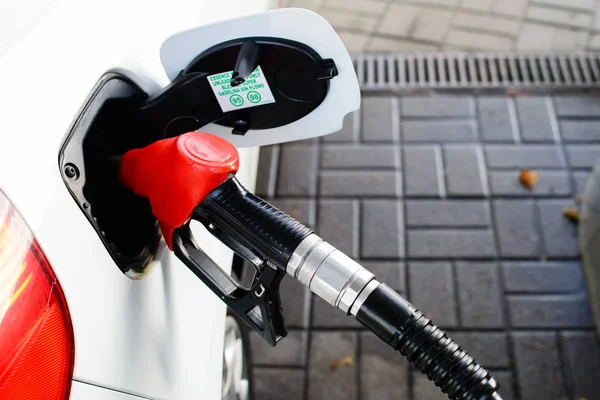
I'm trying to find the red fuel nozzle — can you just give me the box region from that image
[119,132,240,249]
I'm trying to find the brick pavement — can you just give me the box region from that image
[251,94,600,400]
[278,0,600,52]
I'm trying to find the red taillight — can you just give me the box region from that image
[0,190,74,399]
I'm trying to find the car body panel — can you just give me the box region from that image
[0,0,267,398]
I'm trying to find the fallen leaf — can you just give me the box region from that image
[330,356,353,371]
[563,207,580,223]
[519,169,539,190]
[519,338,537,350]
[576,194,583,203]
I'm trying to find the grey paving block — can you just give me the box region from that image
[321,144,397,169]
[324,111,359,142]
[406,200,490,227]
[502,262,584,293]
[408,262,458,327]
[450,333,509,368]
[573,171,591,195]
[362,97,398,142]
[360,261,404,292]
[488,170,571,197]
[280,276,309,328]
[492,371,515,400]
[407,230,496,258]
[254,368,305,400]
[270,199,315,227]
[554,95,600,117]
[412,373,448,400]
[456,262,504,327]
[484,145,565,168]
[276,144,317,196]
[317,200,358,257]
[312,295,362,328]
[360,332,409,400]
[256,145,278,197]
[477,97,516,142]
[402,120,477,142]
[361,200,403,259]
[565,145,600,169]
[400,96,474,117]
[308,332,357,400]
[512,332,567,400]
[560,331,600,400]
[403,146,443,196]
[319,171,399,197]
[444,145,488,196]
[493,200,540,257]
[515,97,557,142]
[538,200,579,257]
[559,120,600,143]
[250,330,306,366]
[508,295,595,328]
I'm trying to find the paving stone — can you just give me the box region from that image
[361,200,403,259]
[456,262,504,327]
[560,331,600,400]
[403,146,443,196]
[589,33,600,49]
[477,97,516,142]
[336,31,370,52]
[280,276,309,328]
[492,371,516,400]
[362,97,398,142]
[256,145,278,197]
[309,332,357,400]
[318,9,378,33]
[323,112,359,142]
[537,200,579,257]
[517,23,555,50]
[406,200,490,227]
[554,95,600,116]
[494,0,528,17]
[360,332,409,400]
[402,120,477,142]
[321,0,386,15]
[270,199,315,227]
[459,0,495,12]
[450,333,509,368]
[321,144,397,169]
[411,8,453,43]
[444,145,488,196]
[251,330,306,366]
[493,200,540,257]
[526,6,592,29]
[565,145,600,169]
[559,120,600,142]
[515,97,557,142]
[407,230,496,258]
[254,368,305,400]
[367,37,438,52]
[377,4,421,37]
[319,171,399,197]
[276,144,317,196]
[508,295,595,327]
[552,27,588,50]
[488,170,571,196]
[573,171,591,194]
[532,0,596,11]
[400,96,474,118]
[360,261,404,292]
[312,295,362,328]
[408,262,458,327]
[446,30,513,51]
[484,145,565,168]
[502,261,584,293]
[512,332,567,400]
[412,373,449,400]
[317,200,358,257]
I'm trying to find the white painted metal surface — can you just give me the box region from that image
[161,8,361,147]
[0,0,268,398]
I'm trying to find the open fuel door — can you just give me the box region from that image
[154,8,360,147]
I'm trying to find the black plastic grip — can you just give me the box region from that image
[356,284,500,400]
[194,176,312,270]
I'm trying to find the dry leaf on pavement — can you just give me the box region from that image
[519,169,539,190]
[563,207,580,223]
[330,356,353,371]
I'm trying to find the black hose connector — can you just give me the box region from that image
[356,283,500,400]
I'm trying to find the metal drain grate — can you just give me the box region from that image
[353,52,600,91]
